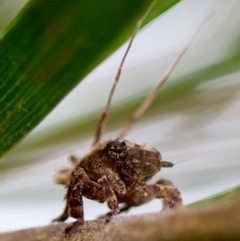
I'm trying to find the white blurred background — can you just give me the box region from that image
[1,0,240,232]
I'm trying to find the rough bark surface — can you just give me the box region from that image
[1,196,240,241]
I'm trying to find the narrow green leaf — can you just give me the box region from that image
[0,0,180,157]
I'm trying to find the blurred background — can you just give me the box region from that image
[0,0,240,232]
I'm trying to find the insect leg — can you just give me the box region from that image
[119,204,132,214]
[99,176,119,222]
[101,168,126,195]
[96,168,126,220]
[67,182,85,223]
[68,168,105,223]
[68,180,105,223]
[52,169,83,222]
[143,179,183,210]
[52,202,69,223]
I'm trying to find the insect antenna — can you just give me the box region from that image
[173,159,192,166]
[118,14,212,139]
[92,0,157,148]
[160,159,192,168]
[160,161,174,168]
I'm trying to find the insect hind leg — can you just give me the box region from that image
[52,203,69,223]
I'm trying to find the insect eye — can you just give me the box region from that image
[110,146,119,152]
[122,141,127,146]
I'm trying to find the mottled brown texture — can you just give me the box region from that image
[53,139,182,231]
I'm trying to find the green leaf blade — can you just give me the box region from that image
[0,0,180,157]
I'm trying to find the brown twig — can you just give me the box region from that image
[1,195,240,241]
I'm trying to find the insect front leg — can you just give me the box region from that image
[67,181,85,223]
[98,168,126,222]
[142,179,183,210]
[52,168,85,223]
[53,167,105,223]
[68,168,105,223]
[52,169,79,223]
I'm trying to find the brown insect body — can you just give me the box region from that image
[103,139,162,182]
[53,139,182,224]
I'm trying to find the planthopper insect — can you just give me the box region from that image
[52,0,210,229]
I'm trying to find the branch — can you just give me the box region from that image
[1,196,240,241]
